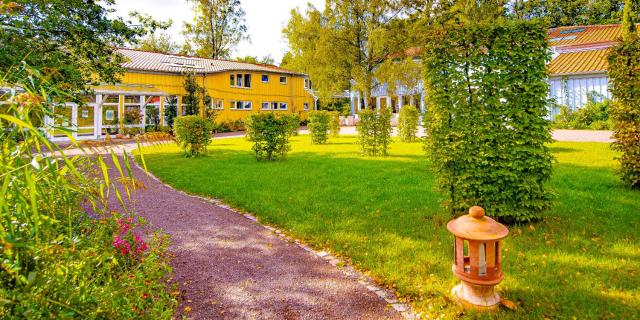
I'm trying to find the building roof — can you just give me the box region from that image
[547,24,640,76]
[548,48,610,76]
[117,48,306,76]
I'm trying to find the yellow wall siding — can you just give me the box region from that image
[120,70,315,122]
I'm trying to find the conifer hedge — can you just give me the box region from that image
[423,20,554,222]
[608,21,640,188]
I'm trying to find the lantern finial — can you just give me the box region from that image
[469,206,485,219]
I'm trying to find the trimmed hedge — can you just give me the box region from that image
[397,106,420,142]
[174,115,213,157]
[246,113,291,161]
[308,110,331,144]
[423,19,554,222]
[608,26,640,188]
[329,111,340,137]
[356,108,392,156]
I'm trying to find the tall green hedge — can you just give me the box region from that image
[329,111,340,137]
[398,106,420,142]
[356,108,392,156]
[246,113,291,161]
[423,20,554,222]
[174,115,213,157]
[308,110,331,144]
[608,24,640,188]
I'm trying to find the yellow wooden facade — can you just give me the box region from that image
[120,69,315,124]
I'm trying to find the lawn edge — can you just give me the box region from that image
[132,159,421,320]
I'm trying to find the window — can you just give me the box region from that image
[279,102,288,110]
[230,100,252,110]
[304,102,309,111]
[262,75,269,83]
[231,74,252,88]
[209,98,224,110]
[105,110,115,121]
[279,76,287,84]
[261,102,270,110]
[304,78,311,89]
[261,101,288,110]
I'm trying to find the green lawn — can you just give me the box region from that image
[139,135,640,319]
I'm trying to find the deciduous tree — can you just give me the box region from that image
[0,1,166,94]
[182,0,249,59]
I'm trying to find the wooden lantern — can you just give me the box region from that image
[447,206,509,311]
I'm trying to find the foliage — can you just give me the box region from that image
[141,137,640,320]
[423,19,554,222]
[164,96,178,128]
[182,71,205,116]
[356,108,392,156]
[214,119,245,133]
[329,111,340,137]
[182,0,249,59]
[146,105,161,132]
[308,110,331,144]
[397,106,420,142]
[234,55,275,65]
[282,113,301,137]
[0,1,168,95]
[136,32,179,54]
[174,115,213,157]
[124,109,143,126]
[245,113,291,161]
[319,98,350,116]
[281,1,425,101]
[0,67,176,318]
[510,0,639,27]
[553,98,613,130]
[608,2,640,188]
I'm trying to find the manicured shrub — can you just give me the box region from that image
[174,115,213,157]
[246,113,291,161]
[608,11,640,189]
[356,108,392,156]
[329,111,340,137]
[308,110,331,144]
[423,19,553,222]
[397,106,420,142]
[0,68,176,317]
[282,113,301,136]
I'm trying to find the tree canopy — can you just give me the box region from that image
[0,0,164,94]
[136,32,180,54]
[182,0,249,59]
[510,0,639,27]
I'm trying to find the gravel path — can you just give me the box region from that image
[104,157,400,320]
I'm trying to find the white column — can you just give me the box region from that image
[386,96,391,111]
[376,97,381,110]
[96,94,103,139]
[409,95,415,108]
[71,103,78,139]
[159,96,165,126]
[420,92,426,113]
[356,92,362,113]
[398,95,403,112]
[140,95,146,129]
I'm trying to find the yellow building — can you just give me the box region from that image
[46,48,316,141]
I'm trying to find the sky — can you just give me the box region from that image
[112,0,325,63]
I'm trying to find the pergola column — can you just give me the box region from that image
[386,96,391,110]
[420,92,426,113]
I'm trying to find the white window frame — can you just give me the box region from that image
[304,102,309,111]
[279,76,288,85]
[261,102,271,110]
[304,78,311,89]
[209,98,224,110]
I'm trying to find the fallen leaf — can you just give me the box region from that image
[501,298,518,310]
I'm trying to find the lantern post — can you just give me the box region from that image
[446,206,509,311]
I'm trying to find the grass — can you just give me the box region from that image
[139,135,640,319]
